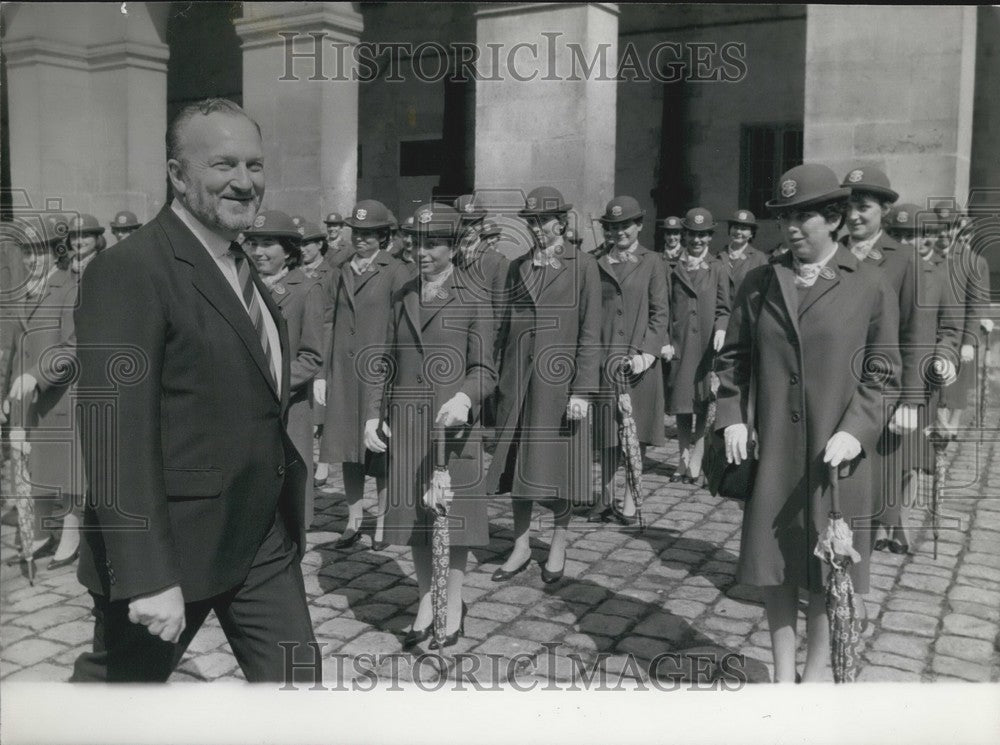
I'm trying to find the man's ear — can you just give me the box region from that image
[167,159,187,198]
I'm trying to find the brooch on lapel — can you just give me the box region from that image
[868,248,883,262]
[273,285,287,295]
[436,288,450,300]
[819,266,836,280]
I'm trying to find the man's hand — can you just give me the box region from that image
[313,378,326,407]
[364,418,391,453]
[435,393,471,428]
[566,396,589,421]
[713,329,726,353]
[823,431,861,467]
[961,344,975,364]
[7,373,38,402]
[128,585,186,644]
[660,344,675,362]
[627,353,655,375]
[889,404,918,434]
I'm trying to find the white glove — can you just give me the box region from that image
[7,373,38,401]
[823,431,861,467]
[961,344,975,363]
[725,424,748,465]
[628,353,656,375]
[364,418,391,453]
[713,329,726,353]
[709,371,720,395]
[435,393,471,428]
[660,344,675,362]
[982,318,995,335]
[931,357,958,387]
[889,404,918,434]
[313,378,327,407]
[566,396,589,421]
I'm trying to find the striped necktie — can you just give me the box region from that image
[229,243,279,389]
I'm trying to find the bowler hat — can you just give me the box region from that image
[886,203,922,232]
[479,220,502,239]
[243,210,302,239]
[345,200,395,230]
[519,186,572,217]
[323,211,345,226]
[727,209,757,227]
[766,164,851,211]
[68,213,105,236]
[402,203,462,241]
[111,210,141,230]
[297,220,326,242]
[454,194,488,224]
[656,216,683,231]
[681,207,716,232]
[841,166,899,203]
[599,196,645,225]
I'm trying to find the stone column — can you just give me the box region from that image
[804,6,978,205]
[474,3,619,252]
[235,2,363,220]
[3,2,169,223]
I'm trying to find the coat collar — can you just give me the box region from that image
[597,243,650,286]
[401,269,467,347]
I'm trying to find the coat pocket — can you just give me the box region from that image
[163,467,223,499]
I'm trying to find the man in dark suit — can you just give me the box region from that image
[71,98,317,683]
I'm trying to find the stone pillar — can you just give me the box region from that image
[236,2,363,221]
[804,6,977,204]
[474,3,619,252]
[3,2,169,223]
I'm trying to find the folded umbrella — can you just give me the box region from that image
[423,427,453,647]
[979,331,990,437]
[615,360,644,529]
[813,465,862,683]
[4,397,37,585]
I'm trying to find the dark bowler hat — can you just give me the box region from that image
[519,186,572,217]
[323,211,345,226]
[681,207,716,232]
[565,228,584,246]
[932,200,963,225]
[656,216,683,231]
[297,220,326,242]
[886,203,921,232]
[479,220,502,239]
[766,164,851,211]
[599,196,645,225]
[454,194,488,224]
[69,213,105,235]
[841,166,899,203]
[111,210,141,230]
[727,209,756,227]
[243,210,302,239]
[402,203,462,241]
[345,200,395,230]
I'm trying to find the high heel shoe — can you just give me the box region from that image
[429,602,467,650]
[541,561,564,584]
[334,529,361,550]
[491,555,532,582]
[888,539,910,555]
[47,545,80,571]
[669,472,684,483]
[873,538,890,552]
[587,506,615,523]
[402,624,433,650]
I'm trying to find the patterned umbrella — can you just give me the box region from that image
[615,361,644,529]
[813,465,862,683]
[979,331,991,436]
[4,399,37,584]
[929,426,950,560]
[424,428,453,646]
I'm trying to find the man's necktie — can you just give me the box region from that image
[230,244,279,389]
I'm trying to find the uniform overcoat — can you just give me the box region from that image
[485,244,602,503]
[595,244,669,447]
[456,246,510,363]
[303,256,337,426]
[717,244,769,299]
[320,251,409,465]
[939,247,991,407]
[5,267,84,499]
[666,257,730,414]
[367,271,496,546]
[267,268,324,527]
[715,249,901,594]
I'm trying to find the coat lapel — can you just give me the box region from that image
[597,252,621,288]
[672,261,697,297]
[402,280,422,349]
[797,250,851,318]
[770,254,801,340]
[420,273,458,330]
[518,256,539,305]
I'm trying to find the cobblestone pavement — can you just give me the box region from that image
[2,391,998,686]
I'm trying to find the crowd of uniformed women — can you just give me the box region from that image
[2,162,992,681]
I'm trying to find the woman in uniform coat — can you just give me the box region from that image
[657,216,683,417]
[665,207,730,484]
[3,214,103,569]
[718,209,768,299]
[589,196,669,525]
[876,207,961,553]
[318,200,410,549]
[716,164,901,683]
[364,203,495,649]
[486,186,602,584]
[245,211,325,529]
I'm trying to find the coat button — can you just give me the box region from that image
[791,412,800,423]
[416,375,424,383]
[618,330,625,336]
[617,309,623,316]
[349,328,356,335]
[348,351,355,358]
[277,464,286,476]
[790,374,799,385]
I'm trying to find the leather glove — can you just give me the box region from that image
[931,357,958,387]
[724,424,748,465]
[566,396,589,421]
[435,393,472,428]
[313,378,326,407]
[982,318,994,335]
[961,344,975,363]
[660,344,675,362]
[628,353,656,375]
[823,431,861,467]
[7,373,38,401]
[364,418,391,453]
[889,404,918,434]
[713,329,726,353]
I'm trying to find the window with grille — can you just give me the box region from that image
[739,124,803,215]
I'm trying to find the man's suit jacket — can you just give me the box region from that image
[75,205,306,603]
